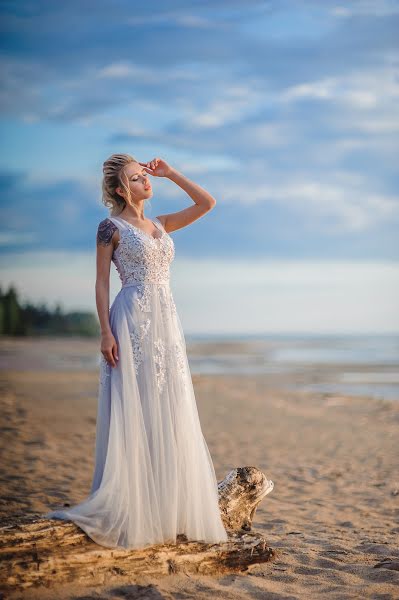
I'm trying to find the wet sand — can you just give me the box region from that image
[1,336,398,599]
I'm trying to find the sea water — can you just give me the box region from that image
[185,333,399,402]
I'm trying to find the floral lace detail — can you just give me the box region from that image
[173,340,187,383]
[158,285,167,313]
[153,337,187,394]
[154,338,167,393]
[170,293,177,316]
[159,285,177,319]
[136,284,152,312]
[99,354,111,388]
[130,318,151,374]
[111,223,175,286]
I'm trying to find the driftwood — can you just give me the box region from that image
[0,466,275,594]
[218,466,274,531]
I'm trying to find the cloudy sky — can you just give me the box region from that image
[1,0,398,334]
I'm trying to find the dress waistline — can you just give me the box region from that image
[121,281,170,289]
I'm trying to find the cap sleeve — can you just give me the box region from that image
[96,218,118,246]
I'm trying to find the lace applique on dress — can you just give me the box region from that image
[136,284,152,312]
[158,286,168,315]
[111,223,175,286]
[130,318,151,374]
[99,354,111,387]
[153,337,187,394]
[159,286,177,319]
[173,340,187,385]
[154,338,167,393]
[170,293,177,316]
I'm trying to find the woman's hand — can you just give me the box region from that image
[101,332,119,368]
[139,157,173,178]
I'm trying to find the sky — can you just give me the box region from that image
[1,0,398,334]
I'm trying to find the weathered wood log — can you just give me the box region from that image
[0,466,275,594]
[218,467,274,531]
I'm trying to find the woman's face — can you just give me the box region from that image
[117,162,153,202]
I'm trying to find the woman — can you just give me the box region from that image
[44,154,229,550]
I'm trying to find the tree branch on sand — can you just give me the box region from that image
[1,467,275,594]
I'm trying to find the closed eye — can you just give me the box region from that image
[131,170,147,181]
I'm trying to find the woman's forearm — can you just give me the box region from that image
[167,167,216,209]
[95,281,112,335]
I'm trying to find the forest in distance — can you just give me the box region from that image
[0,284,99,337]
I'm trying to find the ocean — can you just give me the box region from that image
[185,333,399,402]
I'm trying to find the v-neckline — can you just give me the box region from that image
[115,216,164,241]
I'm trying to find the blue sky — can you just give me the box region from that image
[1,0,398,334]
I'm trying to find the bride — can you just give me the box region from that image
[44,154,229,550]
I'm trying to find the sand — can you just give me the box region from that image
[1,336,398,599]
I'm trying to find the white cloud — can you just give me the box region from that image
[281,78,338,102]
[242,121,294,147]
[280,67,399,114]
[125,13,217,29]
[300,135,398,169]
[331,6,352,17]
[94,61,199,83]
[174,15,216,28]
[339,114,399,134]
[331,1,399,17]
[213,172,399,232]
[182,82,266,129]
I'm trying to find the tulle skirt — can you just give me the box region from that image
[44,282,228,549]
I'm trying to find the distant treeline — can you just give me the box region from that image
[0,285,100,337]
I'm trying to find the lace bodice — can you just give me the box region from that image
[106,216,175,286]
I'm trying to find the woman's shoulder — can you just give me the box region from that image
[96,217,118,246]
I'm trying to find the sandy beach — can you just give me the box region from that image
[1,336,398,599]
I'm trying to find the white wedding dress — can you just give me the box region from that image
[44,215,229,550]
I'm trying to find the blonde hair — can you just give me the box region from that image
[102,153,138,216]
